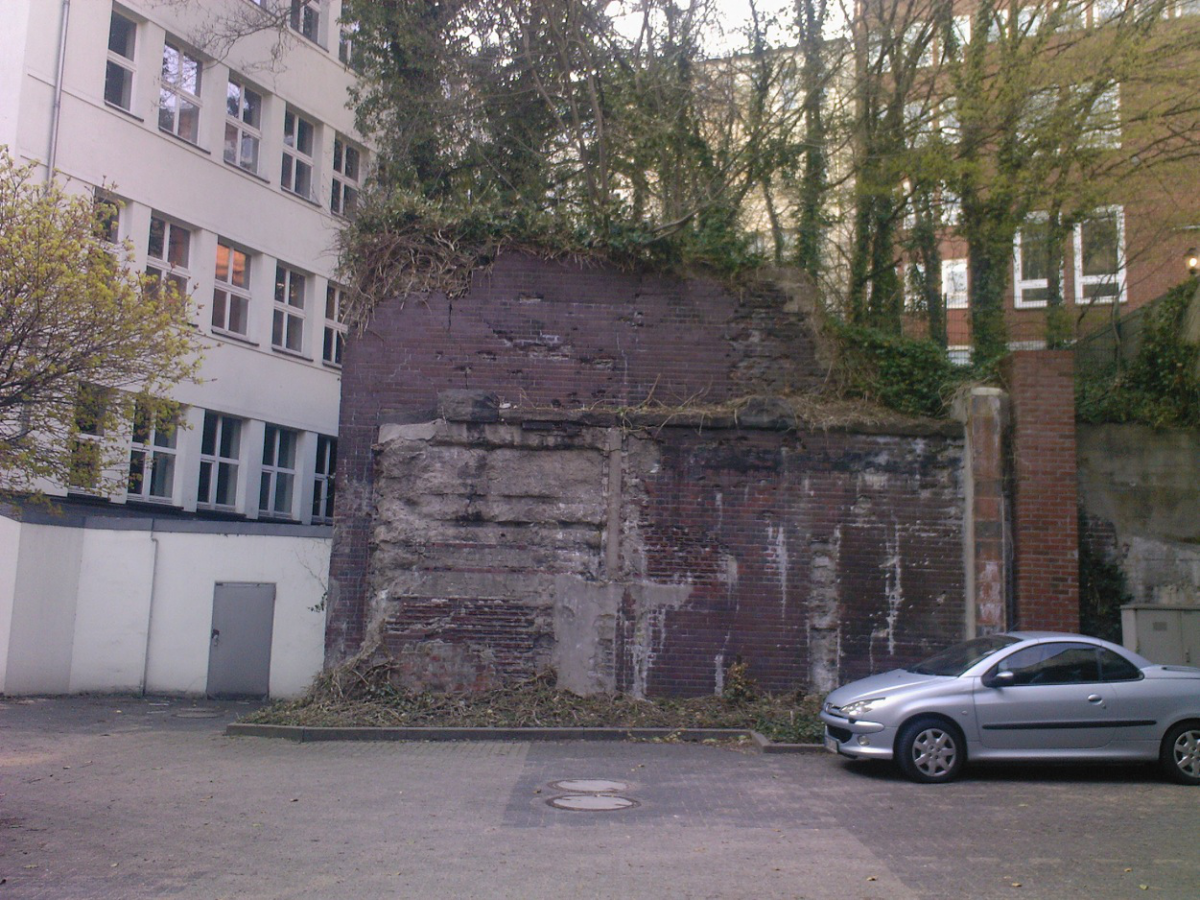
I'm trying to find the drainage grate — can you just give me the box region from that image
[548,794,638,812]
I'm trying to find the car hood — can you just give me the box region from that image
[825,668,947,708]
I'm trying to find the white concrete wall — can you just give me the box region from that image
[1,514,329,698]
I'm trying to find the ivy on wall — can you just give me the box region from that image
[1077,282,1200,429]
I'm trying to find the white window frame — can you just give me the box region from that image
[146,213,191,298]
[338,20,360,68]
[273,263,307,354]
[94,189,122,244]
[942,258,969,309]
[290,0,323,45]
[323,284,347,366]
[225,78,263,173]
[159,41,203,143]
[904,261,926,311]
[198,411,242,509]
[331,136,362,217]
[68,384,110,492]
[1013,213,1059,309]
[1079,82,1121,150]
[311,434,337,523]
[105,11,137,112]
[259,424,298,519]
[281,109,316,200]
[127,401,178,503]
[949,14,971,56]
[940,187,961,227]
[212,241,252,337]
[1074,206,1127,305]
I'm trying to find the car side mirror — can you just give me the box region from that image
[983,669,1015,688]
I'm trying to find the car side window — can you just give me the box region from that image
[1098,648,1142,682]
[994,642,1100,685]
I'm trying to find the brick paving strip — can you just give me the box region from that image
[226,721,825,753]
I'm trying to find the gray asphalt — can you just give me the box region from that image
[1,696,1197,899]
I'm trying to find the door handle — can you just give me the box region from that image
[1087,694,1103,704]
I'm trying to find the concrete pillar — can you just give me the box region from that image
[960,387,1009,636]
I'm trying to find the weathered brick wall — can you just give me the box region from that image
[329,252,968,695]
[1001,351,1080,631]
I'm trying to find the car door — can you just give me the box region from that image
[974,642,1115,751]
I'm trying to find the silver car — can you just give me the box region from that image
[821,632,1200,784]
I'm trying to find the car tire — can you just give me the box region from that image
[896,716,965,784]
[1159,721,1200,786]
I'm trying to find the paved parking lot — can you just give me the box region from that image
[1,696,1198,899]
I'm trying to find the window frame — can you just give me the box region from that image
[289,0,323,45]
[145,213,192,299]
[331,136,362,217]
[212,241,253,337]
[68,383,111,492]
[224,78,263,173]
[323,283,347,366]
[281,109,316,200]
[273,263,307,354]
[311,434,337,523]
[158,40,203,143]
[127,401,179,503]
[259,424,299,519]
[1074,205,1126,306]
[1013,213,1059,309]
[198,411,242,510]
[105,11,137,112]
[941,257,969,309]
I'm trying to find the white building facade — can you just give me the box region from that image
[1,0,366,696]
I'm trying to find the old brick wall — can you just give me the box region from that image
[329,252,968,695]
[1001,351,1080,631]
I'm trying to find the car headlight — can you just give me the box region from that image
[839,697,886,719]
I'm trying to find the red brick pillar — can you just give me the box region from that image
[1001,351,1079,631]
[963,388,1008,635]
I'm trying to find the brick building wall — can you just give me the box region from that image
[1001,351,1080,631]
[327,253,974,695]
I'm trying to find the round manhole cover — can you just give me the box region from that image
[551,779,629,794]
[174,709,221,719]
[548,794,638,812]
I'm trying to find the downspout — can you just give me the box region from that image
[141,531,161,695]
[47,0,72,180]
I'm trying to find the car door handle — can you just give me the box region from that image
[1087,694,1103,704]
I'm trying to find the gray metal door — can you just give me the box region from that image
[207,582,276,699]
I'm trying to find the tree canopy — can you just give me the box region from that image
[0,149,201,494]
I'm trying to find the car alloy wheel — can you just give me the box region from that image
[1161,722,1200,785]
[896,716,964,784]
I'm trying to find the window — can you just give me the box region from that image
[225,79,262,172]
[273,264,306,353]
[146,215,191,298]
[338,21,361,69]
[904,22,935,68]
[1094,0,1124,22]
[198,411,242,508]
[1099,648,1142,681]
[1075,207,1125,304]
[259,425,298,518]
[987,8,1009,41]
[948,14,971,57]
[904,102,933,147]
[281,109,315,199]
[1018,87,1057,142]
[1080,83,1120,149]
[939,97,960,143]
[904,262,926,311]
[159,42,202,142]
[105,12,137,111]
[993,642,1100,685]
[331,137,361,217]
[212,242,251,336]
[323,284,347,365]
[128,402,178,502]
[942,258,969,309]
[1014,214,1055,308]
[94,189,121,243]
[312,435,337,522]
[69,384,110,491]
[290,0,321,43]
[940,188,961,226]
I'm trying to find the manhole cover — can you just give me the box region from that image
[174,709,221,719]
[551,779,629,793]
[548,795,638,812]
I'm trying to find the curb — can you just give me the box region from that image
[225,722,826,753]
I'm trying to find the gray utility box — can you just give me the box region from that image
[1122,605,1200,666]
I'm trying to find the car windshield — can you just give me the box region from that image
[908,635,1021,677]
